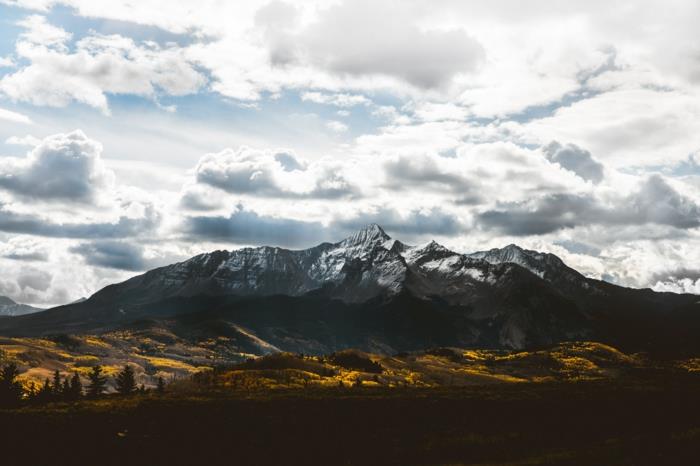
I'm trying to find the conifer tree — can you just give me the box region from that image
[156,376,166,394]
[62,379,70,399]
[87,365,107,398]
[38,377,52,402]
[69,373,82,400]
[0,363,23,407]
[52,369,62,396]
[115,364,137,395]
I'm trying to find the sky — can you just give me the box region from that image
[1,0,700,306]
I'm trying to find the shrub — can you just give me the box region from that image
[328,351,383,373]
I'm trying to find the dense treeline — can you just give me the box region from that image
[0,362,167,408]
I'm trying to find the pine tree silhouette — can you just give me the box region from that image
[156,376,166,394]
[115,365,137,395]
[38,377,52,402]
[0,363,23,407]
[69,373,82,400]
[52,369,62,396]
[87,366,107,398]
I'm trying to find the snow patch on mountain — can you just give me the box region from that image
[87,224,597,309]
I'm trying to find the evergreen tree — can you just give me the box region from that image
[62,379,70,399]
[52,369,62,396]
[25,381,37,401]
[156,376,166,394]
[0,363,24,407]
[69,373,82,400]
[86,366,107,398]
[38,377,52,402]
[115,365,137,395]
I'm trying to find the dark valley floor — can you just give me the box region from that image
[2,373,700,466]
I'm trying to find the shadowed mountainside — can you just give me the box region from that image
[0,225,698,356]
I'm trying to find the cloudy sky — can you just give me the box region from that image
[1,0,700,305]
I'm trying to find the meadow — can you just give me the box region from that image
[1,343,700,465]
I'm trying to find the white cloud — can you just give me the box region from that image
[17,14,71,49]
[0,0,54,11]
[301,91,370,107]
[0,16,207,114]
[411,102,470,122]
[0,107,32,124]
[274,0,484,90]
[193,146,358,199]
[0,130,113,202]
[2,0,700,297]
[325,120,348,133]
[519,88,700,167]
[5,134,41,146]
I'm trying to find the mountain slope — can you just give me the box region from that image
[0,224,698,355]
[0,296,43,317]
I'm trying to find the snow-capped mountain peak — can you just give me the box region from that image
[468,243,582,285]
[339,223,391,249]
[421,240,451,253]
[86,225,596,309]
[6,225,698,355]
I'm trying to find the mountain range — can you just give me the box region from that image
[1,224,699,355]
[0,296,42,317]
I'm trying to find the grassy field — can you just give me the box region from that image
[0,335,676,390]
[2,341,700,465]
[1,373,700,466]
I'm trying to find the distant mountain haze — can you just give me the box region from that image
[0,296,43,317]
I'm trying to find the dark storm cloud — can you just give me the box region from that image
[630,175,700,229]
[183,208,329,248]
[3,251,49,261]
[179,189,223,211]
[385,156,467,189]
[478,175,700,235]
[196,156,278,196]
[70,241,148,271]
[0,130,110,202]
[383,155,483,204]
[17,269,51,292]
[0,204,160,239]
[183,205,463,247]
[543,141,604,184]
[478,193,591,235]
